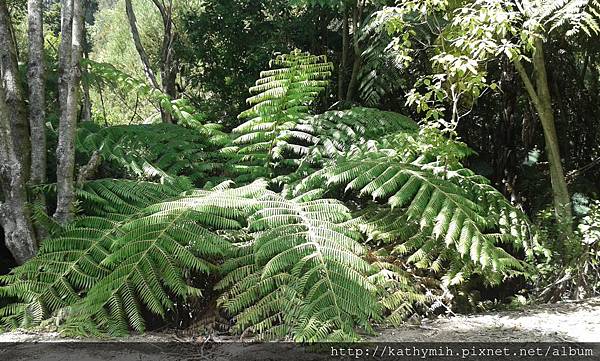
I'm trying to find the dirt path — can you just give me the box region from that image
[371,297,600,343]
[1,298,599,360]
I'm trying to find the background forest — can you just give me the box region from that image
[0,0,599,341]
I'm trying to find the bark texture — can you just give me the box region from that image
[514,39,573,235]
[0,0,31,176]
[0,80,37,264]
[27,0,47,189]
[27,0,48,240]
[126,0,177,123]
[54,0,84,224]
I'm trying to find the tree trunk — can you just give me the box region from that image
[126,0,174,123]
[54,0,84,224]
[0,0,31,178]
[514,39,573,236]
[125,0,160,90]
[345,3,362,102]
[27,0,48,239]
[0,80,37,264]
[81,61,92,123]
[338,7,349,102]
[58,0,73,126]
[81,73,92,121]
[496,58,519,201]
[81,35,92,122]
[154,0,176,123]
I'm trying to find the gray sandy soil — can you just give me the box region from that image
[1,297,598,360]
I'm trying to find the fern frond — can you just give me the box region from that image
[230,50,333,180]
[540,0,600,36]
[77,122,229,185]
[357,11,412,106]
[295,150,533,286]
[0,179,191,329]
[0,180,269,335]
[368,259,438,326]
[218,192,380,341]
[61,181,268,335]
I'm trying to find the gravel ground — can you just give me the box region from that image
[1,298,599,360]
[371,297,600,343]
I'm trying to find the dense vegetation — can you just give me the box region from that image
[0,0,599,341]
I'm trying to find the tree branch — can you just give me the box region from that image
[76,150,101,187]
[125,0,160,90]
[513,58,543,113]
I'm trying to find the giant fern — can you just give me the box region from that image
[229,50,333,181]
[217,192,380,341]
[0,180,268,335]
[1,49,539,341]
[295,149,533,287]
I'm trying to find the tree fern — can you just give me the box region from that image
[217,192,380,341]
[0,180,268,334]
[538,0,600,36]
[294,148,533,287]
[77,122,229,185]
[228,50,333,181]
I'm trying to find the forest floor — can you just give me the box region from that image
[1,297,599,360]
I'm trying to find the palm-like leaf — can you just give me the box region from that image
[228,50,333,180]
[0,180,268,334]
[218,192,380,341]
[295,149,533,286]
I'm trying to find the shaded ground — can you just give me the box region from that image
[372,297,600,343]
[1,298,599,360]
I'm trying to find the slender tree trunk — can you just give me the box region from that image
[338,7,349,102]
[27,0,48,240]
[27,0,46,186]
[125,0,174,123]
[54,0,84,224]
[0,0,31,178]
[81,34,92,122]
[514,39,573,236]
[0,81,37,264]
[496,58,519,201]
[154,0,176,123]
[124,0,160,90]
[345,3,362,102]
[58,0,73,124]
[81,72,92,121]
[159,23,175,124]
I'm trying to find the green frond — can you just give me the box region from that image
[230,50,333,180]
[0,180,269,335]
[219,193,380,341]
[541,0,600,36]
[295,149,533,287]
[77,121,229,185]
